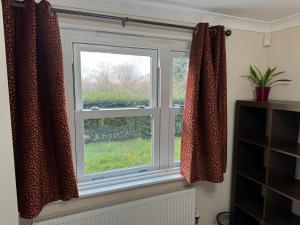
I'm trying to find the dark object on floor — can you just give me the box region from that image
[217,212,230,225]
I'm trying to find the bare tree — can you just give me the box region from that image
[113,63,140,91]
[96,62,111,84]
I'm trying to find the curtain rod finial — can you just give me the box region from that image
[225,29,232,36]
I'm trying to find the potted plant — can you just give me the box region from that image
[243,65,291,101]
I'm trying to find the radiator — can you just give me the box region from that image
[33,188,195,225]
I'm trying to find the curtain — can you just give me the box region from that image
[181,23,227,183]
[2,0,78,219]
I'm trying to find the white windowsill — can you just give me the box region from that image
[78,168,184,198]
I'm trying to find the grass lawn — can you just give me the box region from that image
[84,137,181,174]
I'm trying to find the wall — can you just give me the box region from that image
[0,2,19,225]
[266,26,300,101]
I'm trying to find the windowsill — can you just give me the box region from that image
[78,168,184,198]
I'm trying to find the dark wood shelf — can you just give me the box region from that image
[269,179,300,203]
[271,142,300,159]
[239,137,267,148]
[232,101,300,225]
[237,167,266,185]
[235,175,265,221]
[235,199,264,222]
[237,100,300,112]
[234,206,262,225]
[267,213,300,225]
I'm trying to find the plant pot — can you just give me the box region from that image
[255,87,271,101]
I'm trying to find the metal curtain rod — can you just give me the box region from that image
[10,2,232,36]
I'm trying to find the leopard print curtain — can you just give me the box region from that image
[2,0,78,219]
[181,23,227,183]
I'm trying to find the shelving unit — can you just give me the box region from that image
[235,175,265,220]
[237,141,266,184]
[231,100,300,225]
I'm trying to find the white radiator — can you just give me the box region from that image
[34,188,195,225]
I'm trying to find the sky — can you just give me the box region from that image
[80,51,151,80]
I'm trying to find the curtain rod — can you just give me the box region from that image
[10,2,232,36]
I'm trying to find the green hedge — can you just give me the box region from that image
[83,91,184,109]
[83,91,184,143]
[84,117,152,143]
[83,91,149,109]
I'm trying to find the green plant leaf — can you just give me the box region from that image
[249,65,262,86]
[268,71,285,80]
[243,65,290,87]
[267,79,291,86]
[263,67,280,86]
[262,67,271,86]
[253,66,264,86]
[241,75,259,84]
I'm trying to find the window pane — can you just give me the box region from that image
[172,57,189,107]
[80,51,151,109]
[84,116,152,174]
[174,114,183,162]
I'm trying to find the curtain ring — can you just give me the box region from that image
[122,17,128,28]
[48,6,54,15]
[210,28,217,36]
[194,25,198,34]
[10,1,26,11]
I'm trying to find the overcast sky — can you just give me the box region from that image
[80,51,151,80]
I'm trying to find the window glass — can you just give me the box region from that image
[174,114,183,162]
[172,57,189,107]
[80,51,151,109]
[84,116,153,174]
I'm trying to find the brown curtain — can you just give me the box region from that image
[181,23,227,183]
[2,0,78,219]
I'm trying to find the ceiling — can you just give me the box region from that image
[134,0,300,22]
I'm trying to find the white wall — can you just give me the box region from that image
[0,2,19,225]
[266,26,300,101]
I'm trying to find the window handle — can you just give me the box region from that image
[174,104,184,108]
[136,105,146,109]
[91,176,104,181]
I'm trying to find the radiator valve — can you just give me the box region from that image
[195,209,200,225]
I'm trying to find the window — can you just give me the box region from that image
[170,53,189,163]
[171,55,189,107]
[62,30,190,183]
[73,44,160,182]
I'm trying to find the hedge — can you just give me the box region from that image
[83,91,184,143]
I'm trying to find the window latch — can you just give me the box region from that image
[174,104,184,108]
[91,176,104,181]
[90,106,101,111]
[136,105,146,109]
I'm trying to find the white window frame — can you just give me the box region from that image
[169,51,189,166]
[73,44,160,183]
[60,28,191,185]
[73,44,159,110]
